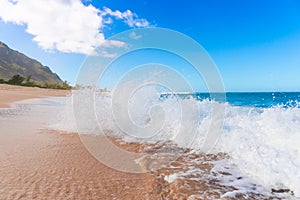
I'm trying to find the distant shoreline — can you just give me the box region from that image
[0,83,70,108]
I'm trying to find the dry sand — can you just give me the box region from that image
[0,84,69,108]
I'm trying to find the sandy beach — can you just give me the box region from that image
[0,84,161,199]
[0,84,69,108]
[0,84,288,200]
[0,84,229,199]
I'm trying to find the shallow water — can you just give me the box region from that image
[50,90,300,199]
[0,97,159,199]
[1,94,299,199]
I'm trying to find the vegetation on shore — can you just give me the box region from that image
[0,74,72,90]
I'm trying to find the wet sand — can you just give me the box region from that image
[0,84,284,199]
[0,130,159,199]
[0,84,159,199]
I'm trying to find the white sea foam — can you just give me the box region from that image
[214,104,300,197]
[49,89,300,198]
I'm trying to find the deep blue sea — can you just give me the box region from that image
[162,92,300,108]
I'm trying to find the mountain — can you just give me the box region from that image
[0,41,62,84]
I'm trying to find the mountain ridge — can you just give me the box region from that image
[0,41,62,84]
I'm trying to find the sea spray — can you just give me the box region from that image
[49,89,300,198]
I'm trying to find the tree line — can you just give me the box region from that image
[0,74,72,90]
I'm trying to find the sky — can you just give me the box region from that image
[0,0,300,91]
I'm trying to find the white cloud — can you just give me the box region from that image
[101,7,150,28]
[0,0,150,55]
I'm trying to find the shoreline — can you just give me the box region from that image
[0,84,292,199]
[0,86,161,199]
[0,84,70,108]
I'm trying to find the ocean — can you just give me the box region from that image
[50,90,300,199]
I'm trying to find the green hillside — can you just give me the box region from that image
[0,41,62,84]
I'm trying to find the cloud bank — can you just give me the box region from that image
[0,0,150,55]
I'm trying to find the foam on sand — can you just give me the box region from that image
[50,88,300,198]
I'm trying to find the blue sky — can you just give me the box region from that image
[0,0,300,91]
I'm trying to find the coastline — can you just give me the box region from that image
[0,84,293,199]
[0,85,227,199]
[0,85,160,199]
[0,84,69,108]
